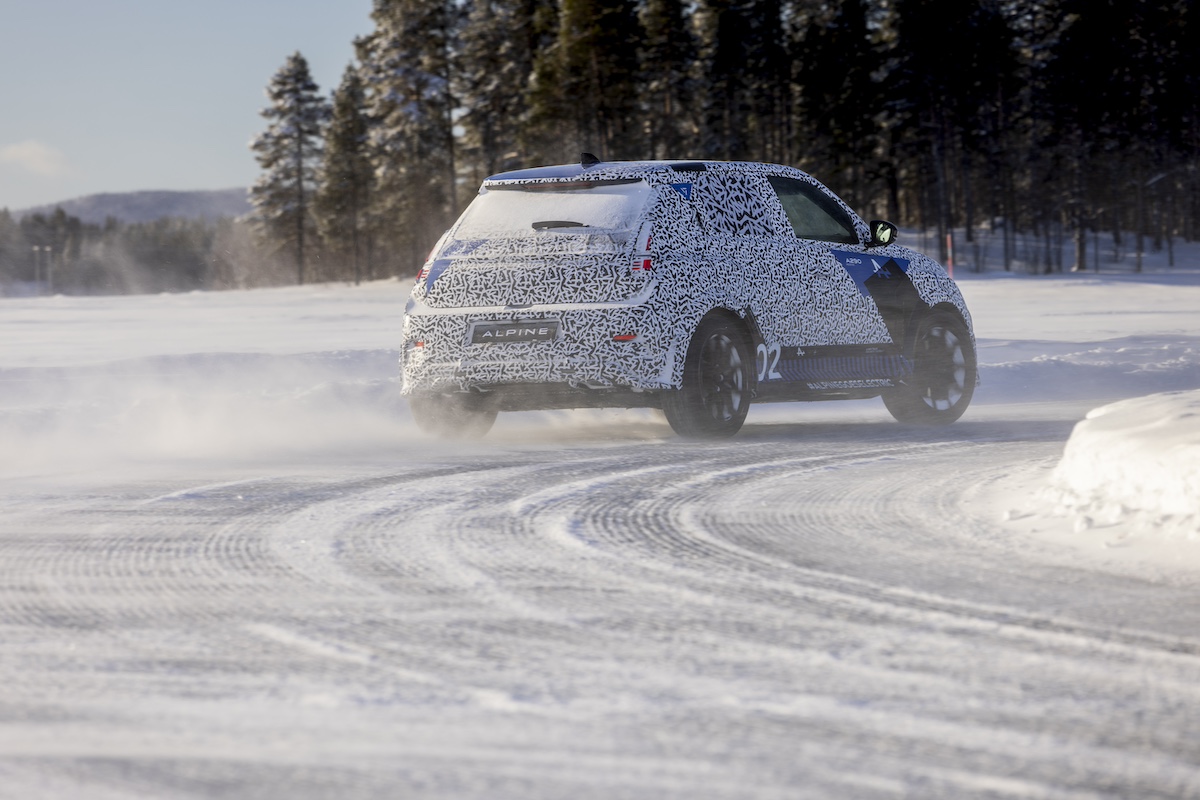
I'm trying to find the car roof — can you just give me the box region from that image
[482,160,807,187]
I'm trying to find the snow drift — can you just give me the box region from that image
[1049,390,1200,538]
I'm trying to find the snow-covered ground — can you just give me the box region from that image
[952,265,1200,572]
[4,263,1198,571]
[1048,390,1200,537]
[1,246,1199,797]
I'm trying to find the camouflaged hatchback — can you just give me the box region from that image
[401,155,976,438]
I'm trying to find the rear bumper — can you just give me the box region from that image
[400,297,677,395]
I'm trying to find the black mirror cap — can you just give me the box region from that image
[866,220,898,248]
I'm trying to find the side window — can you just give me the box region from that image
[699,174,775,237]
[767,176,858,244]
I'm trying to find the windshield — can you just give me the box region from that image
[451,179,652,240]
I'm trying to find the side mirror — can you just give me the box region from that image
[866,220,898,248]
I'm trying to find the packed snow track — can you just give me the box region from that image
[2,274,1199,797]
[2,409,1199,799]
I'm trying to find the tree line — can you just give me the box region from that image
[0,208,299,295]
[250,0,1200,282]
[6,0,1194,297]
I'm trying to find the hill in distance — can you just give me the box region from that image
[13,188,251,225]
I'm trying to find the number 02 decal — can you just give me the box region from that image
[756,343,782,381]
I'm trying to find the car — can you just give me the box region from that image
[400,155,977,438]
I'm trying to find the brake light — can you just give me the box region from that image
[613,333,638,342]
[631,222,653,273]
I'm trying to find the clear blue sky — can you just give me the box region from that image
[0,0,375,211]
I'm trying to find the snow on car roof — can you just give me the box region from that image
[483,160,807,186]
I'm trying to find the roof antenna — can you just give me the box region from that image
[580,152,601,168]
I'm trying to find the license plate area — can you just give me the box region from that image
[470,319,560,344]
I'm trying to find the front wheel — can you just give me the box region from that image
[409,392,498,438]
[882,308,976,425]
[662,315,753,438]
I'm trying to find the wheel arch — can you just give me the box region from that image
[662,308,757,437]
[694,307,759,395]
[900,301,970,359]
[883,302,977,425]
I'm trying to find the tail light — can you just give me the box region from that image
[631,222,653,273]
[418,234,447,281]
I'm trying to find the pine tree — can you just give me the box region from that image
[743,0,790,163]
[697,0,753,160]
[0,209,20,286]
[640,0,697,158]
[315,65,374,284]
[1024,0,1153,270]
[1166,0,1200,242]
[882,0,1019,264]
[456,0,540,176]
[360,0,460,271]
[249,52,330,285]
[795,0,885,208]
[525,0,568,162]
[550,0,644,159]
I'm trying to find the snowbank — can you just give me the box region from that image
[1047,390,1200,539]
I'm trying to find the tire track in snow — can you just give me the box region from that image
[465,436,1200,791]
[400,435,1200,793]
[5,423,1200,797]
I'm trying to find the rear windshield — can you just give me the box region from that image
[452,179,652,240]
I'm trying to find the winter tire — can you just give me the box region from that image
[409,392,498,439]
[663,315,753,438]
[882,308,976,425]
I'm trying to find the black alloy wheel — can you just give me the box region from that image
[882,308,976,425]
[663,315,753,438]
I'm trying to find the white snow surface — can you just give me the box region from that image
[1050,390,1200,536]
[2,247,1200,798]
[4,267,1198,567]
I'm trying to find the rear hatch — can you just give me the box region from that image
[419,179,655,309]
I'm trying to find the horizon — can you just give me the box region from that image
[0,0,374,211]
[7,186,248,216]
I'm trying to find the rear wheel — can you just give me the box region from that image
[409,392,498,438]
[882,308,975,425]
[663,315,753,438]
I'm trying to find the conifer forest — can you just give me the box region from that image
[5,0,1200,294]
[256,0,1200,284]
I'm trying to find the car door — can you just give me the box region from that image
[692,169,787,324]
[765,175,891,348]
